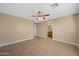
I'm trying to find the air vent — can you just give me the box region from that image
[51,3,58,8]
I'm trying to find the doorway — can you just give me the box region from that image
[47,22,53,39]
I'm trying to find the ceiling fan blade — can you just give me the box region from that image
[31,11,50,18]
[43,14,50,16]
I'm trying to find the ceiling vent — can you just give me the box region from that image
[51,3,58,8]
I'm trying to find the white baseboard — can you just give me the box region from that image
[53,39,78,47]
[36,35,47,39]
[37,36,79,47]
[0,37,34,47]
[54,39,79,48]
[36,36,79,48]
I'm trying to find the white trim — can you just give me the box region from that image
[36,35,47,39]
[53,39,78,47]
[0,37,34,47]
[33,22,36,36]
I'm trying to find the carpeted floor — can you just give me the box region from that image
[0,36,79,56]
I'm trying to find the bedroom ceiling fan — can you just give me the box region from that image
[31,11,50,20]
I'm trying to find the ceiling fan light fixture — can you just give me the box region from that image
[36,17,45,20]
[31,11,50,20]
[43,17,45,19]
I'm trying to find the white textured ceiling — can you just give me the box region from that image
[0,3,79,23]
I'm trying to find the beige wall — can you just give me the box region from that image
[0,13,33,44]
[52,14,77,43]
[36,14,78,44]
[0,13,78,45]
[36,21,48,38]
